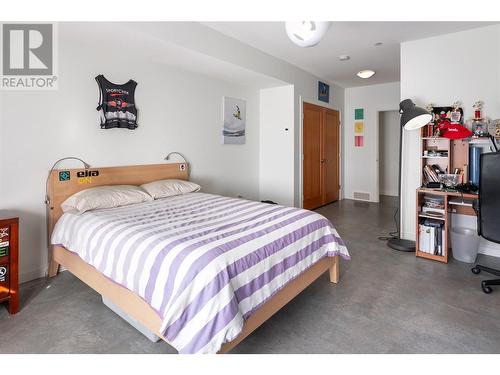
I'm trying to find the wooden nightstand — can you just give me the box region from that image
[0,214,19,314]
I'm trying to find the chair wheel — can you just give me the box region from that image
[482,282,493,294]
[472,267,481,274]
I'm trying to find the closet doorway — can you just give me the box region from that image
[378,110,400,200]
[303,102,340,210]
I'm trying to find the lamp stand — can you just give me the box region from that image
[387,117,416,252]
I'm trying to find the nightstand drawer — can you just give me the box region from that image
[0,263,9,299]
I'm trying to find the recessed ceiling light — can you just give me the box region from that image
[357,70,376,79]
[339,54,350,61]
[374,42,383,46]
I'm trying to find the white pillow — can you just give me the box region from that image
[61,185,153,214]
[140,179,200,199]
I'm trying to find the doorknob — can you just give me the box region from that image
[321,159,327,164]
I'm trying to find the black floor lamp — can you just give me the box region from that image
[387,99,433,252]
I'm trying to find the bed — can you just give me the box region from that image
[46,163,350,353]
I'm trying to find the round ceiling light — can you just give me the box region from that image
[285,21,330,48]
[357,70,376,79]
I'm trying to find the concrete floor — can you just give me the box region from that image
[2,197,500,354]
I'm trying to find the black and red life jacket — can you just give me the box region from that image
[96,75,138,129]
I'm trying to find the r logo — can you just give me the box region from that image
[2,24,53,76]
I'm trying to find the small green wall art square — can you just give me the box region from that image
[318,81,329,103]
[354,108,364,120]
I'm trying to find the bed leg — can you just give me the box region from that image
[48,257,60,278]
[329,256,339,284]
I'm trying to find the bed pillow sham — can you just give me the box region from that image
[140,179,201,199]
[61,185,153,214]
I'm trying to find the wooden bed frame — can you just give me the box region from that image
[46,163,340,353]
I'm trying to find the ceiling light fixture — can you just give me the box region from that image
[285,21,330,48]
[375,42,383,46]
[357,70,376,79]
[339,54,350,61]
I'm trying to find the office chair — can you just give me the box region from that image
[471,150,500,294]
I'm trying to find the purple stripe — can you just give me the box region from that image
[145,207,302,309]
[130,204,287,291]
[101,198,257,277]
[115,199,261,281]
[179,296,240,354]
[241,249,350,321]
[82,194,218,263]
[160,211,320,310]
[88,195,226,264]
[163,220,333,341]
[235,234,335,304]
[154,210,313,314]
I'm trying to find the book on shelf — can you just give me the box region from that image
[421,206,445,218]
[418,220,444,256]
[423,196,445,209]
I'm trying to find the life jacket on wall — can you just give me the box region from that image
[96,74,138,129]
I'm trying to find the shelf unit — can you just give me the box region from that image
[416,188,479,263]
[416,190,449,263]
[416,126,476,263]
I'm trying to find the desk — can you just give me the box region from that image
[416,187,478,263]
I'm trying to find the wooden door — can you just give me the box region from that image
[303,103,323,209]
[303,102,340,210]
[324,109,340,204]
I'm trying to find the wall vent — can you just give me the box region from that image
[353,192,370,201]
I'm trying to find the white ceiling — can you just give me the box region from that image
[203,22,498,88]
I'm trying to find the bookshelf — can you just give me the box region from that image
[416,126,479,263]
[416,190,449,263]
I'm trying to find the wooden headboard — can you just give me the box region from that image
[47,162,188,240]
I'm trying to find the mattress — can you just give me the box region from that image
[51,192,350,353]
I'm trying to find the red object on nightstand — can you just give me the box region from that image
[0,214,19,314]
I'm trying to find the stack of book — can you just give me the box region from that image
[425,150,448,157]
[423,196,445,211]
[424,124,435,137]
[419,219,444,256]
[423,164,444,184]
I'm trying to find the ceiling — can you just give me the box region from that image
[203,22,498,88]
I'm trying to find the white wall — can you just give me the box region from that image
[260,85,295,206]
[379,110,400,197]
[0,23,263,282]
[400,24,500,256]
[127,23,345,206]
[344,82,400,202]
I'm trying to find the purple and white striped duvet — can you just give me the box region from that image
[51,192,349,353]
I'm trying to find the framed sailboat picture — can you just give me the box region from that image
[223,96,246,144]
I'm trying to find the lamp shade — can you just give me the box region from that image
[400,99,433,130]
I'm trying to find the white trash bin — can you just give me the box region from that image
[451,227,480,263]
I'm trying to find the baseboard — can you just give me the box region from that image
[401,231,416,241]
[19,268,46,284]
[478,242,500,258]
[380,192,398,197]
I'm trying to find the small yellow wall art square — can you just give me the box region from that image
[354,121,364,134]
